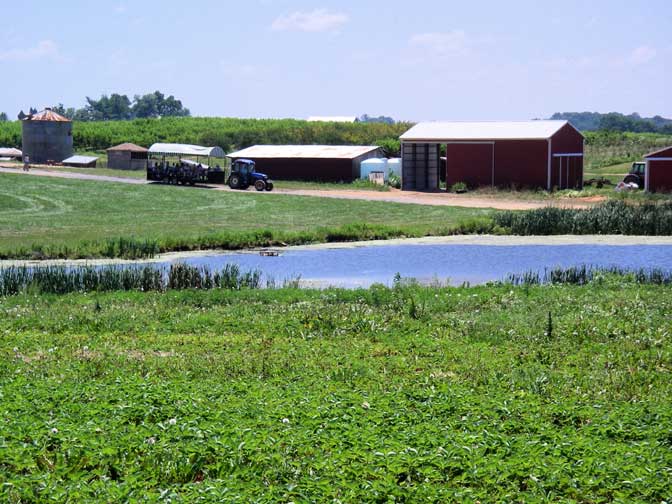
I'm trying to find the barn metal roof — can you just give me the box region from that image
[307,116,358,123]
[23,108,71,122]
[400,120,578,141]
[226,145,381,160]
[106,142,148,152]
[644,146,672,158]
[62,155,98,164]
[148,143,225,158]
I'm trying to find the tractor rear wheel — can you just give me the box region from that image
[228,175,241,189]
[623,174,641,186]
[254,180,266,191]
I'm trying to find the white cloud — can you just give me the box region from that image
[0,40,62,62]
[271,9,348,33]
[409,31,468,56]
[628,46,657,65]
[114,4,127,14]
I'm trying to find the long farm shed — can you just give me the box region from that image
[400,120,584,191]
[226,145,383,182]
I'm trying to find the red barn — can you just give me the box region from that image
[399,121,584,191]
[645,147,672,192]
[226,145,382,182]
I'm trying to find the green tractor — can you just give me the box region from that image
[227,159,274,191]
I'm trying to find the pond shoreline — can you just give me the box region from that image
[2,234,672,267]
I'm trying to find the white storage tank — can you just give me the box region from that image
[360,158,388,180]
[386,158,401,177]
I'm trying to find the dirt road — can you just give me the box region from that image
[0,165,603,211]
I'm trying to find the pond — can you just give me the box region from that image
[152,242,672,288]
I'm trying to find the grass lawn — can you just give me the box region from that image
[0,281,670,501]
[1,159,145,180]
[40,166,146,179]
[0,173,492,258]
[585,162,632,184]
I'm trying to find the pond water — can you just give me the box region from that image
[153,243,672,288]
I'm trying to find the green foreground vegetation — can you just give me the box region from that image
[1,281,671,501]
[0,173,491,259]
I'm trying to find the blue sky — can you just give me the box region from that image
[1,0,670,121]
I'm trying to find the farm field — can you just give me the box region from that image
[0,173,491,258]
[1,281,671,501]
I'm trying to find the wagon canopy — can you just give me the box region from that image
[148,143,225,158]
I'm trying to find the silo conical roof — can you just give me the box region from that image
[23,108,71,122]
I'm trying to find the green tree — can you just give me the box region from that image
[132,91,190,118]
[84,94,132,121]
[0,112,8,122]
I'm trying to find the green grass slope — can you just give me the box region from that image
[0,173,492,258]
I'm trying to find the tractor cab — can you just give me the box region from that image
[233,159,254,176]
[227,159,274,191]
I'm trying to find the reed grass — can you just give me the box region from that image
[503,264,672,286]
[495,200,672,235]
[0,263,262,296]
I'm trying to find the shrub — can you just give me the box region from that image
[387,172,401,189]
[450,182,468,193]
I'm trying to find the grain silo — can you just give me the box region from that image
[21,108,73,163]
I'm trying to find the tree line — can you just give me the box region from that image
[551,111,672,134]
[14,91,190,122]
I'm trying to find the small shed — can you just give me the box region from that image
[226,145,383,181]
[399,120,584,191]
[107,143,148,170]
[62,155,98,168]
[645,147,672,192]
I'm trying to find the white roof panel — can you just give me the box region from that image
[227,145,381,160]
[62,155,98,164]
[0,147,22,157]
[307,116,358,123]
[400,120,577,141]
[148,143,225,158]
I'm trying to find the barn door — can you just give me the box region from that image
[555,155,581,189]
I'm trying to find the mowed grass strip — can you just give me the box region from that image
[0,282,671,501]
[0,173,492,258]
